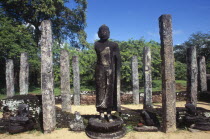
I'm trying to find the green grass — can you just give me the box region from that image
[0,92,20,100]
[28,87,64,96]
[0,80,186,100]
[0,94,6,100]
[140,80,186,92]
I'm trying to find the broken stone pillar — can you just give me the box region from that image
[6,59,15,97]
[198,56,207,94]
[72,56,80,105]
[40,20,56,133]
[132,56,139,104]
[159,14,176,133]
[143,47,153,109]
[19,52,29,95]
[60,49,71,112]
[186,46,198,106]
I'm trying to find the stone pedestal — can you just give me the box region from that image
[86,117,126,139]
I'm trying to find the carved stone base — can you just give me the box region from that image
[85,117,126,139]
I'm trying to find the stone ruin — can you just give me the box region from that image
[0,14,209,139]
[0,95,42,133]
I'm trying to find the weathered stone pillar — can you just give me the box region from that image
[143,47,153,109]
[198,56,207,93]
[186,46,198,106]
[60,49,71,112]
[19,52,29,95]
[116,58,121,112]
[40,20,56,133]
[131,56,139,104]
[72,56,80,105]
[6,59,15,97]
[159,14,176,133]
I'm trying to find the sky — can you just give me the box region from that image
[81,0,210,45]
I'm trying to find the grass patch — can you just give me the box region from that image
[0,94,6,100]
[0,80,186,100]
[140,80,186,92]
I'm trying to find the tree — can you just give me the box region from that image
[174,32,210,73]
[117,39,161,90]
[0,0,88,48]
[175,61,186,80]
[0,15,37,92]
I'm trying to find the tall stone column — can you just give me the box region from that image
[6,59,15,97]
[159,14,176,133]
[131,56,139,104]
[72,56,80,105]
[40,20,56,133]
[116,58,121,112]
[186,46,198,106]
[19,52,29,95]
[198,56,207,93]
[60,50,71,112]
[143,47,153,109]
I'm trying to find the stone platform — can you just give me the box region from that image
[86,116,126,139]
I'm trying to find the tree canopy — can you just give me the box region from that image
[0,0,88,47]
[174,32,210,73]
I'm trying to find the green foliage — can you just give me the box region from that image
[151,80,162,92]
[117,39,161,90]
[0,15,38,92]
[175,61,187,80]
[50,38,162,91]
[0,0,88,48]
[28,87,63,96]
[118,39,144,87]
[0,16,36,59]
[77,45,96,86]
[48,39,161,90]
[174,32,210,74]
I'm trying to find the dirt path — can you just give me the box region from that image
[0,101,210,139]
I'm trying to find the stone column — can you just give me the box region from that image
[60,50,71,112]
[6,59,15,97]
[186,46,198,106]
[159,14,176,133]
[131,56,139,104]
[198,56,207,93]
[40,20,56,133]
[143,47,153,109]
[19,52,29,95]
[116,58,121,112]
[72,56,80,105]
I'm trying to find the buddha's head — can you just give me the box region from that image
[98,24,110,40]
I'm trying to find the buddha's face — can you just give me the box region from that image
[98,25,110,40]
